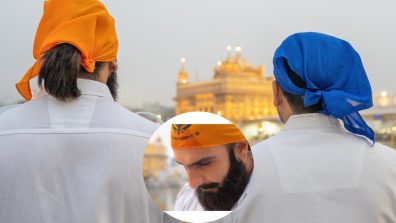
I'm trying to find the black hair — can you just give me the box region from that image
[38,43,105,101]
[280,58,323,113]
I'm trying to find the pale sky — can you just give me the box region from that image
[0,0,395,107]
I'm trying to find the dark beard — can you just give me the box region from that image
[107,72,119,101]
[196,148,251,211]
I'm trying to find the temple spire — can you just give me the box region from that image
[235,45,242,59]
[177,57,189,84]
[226,45,232,59]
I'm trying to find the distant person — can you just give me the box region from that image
[171,124,253,211]
[0,0,167,222]
[230,32,396,223]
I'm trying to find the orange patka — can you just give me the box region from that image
[171,124,246,150]
[16,0,118,100]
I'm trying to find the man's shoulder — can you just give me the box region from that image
[373,142,396,153]
[0,104,21,114]
[370,143,396,164]
[0,97,159,136]
[102,102,159,135]
[251,134,281,156]
[0,101,37,131]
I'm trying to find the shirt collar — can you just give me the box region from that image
[35,78,113,101]
[77,78,113,101]
[284,113,341,131]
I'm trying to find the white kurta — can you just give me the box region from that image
[0,104,20,114]
[224,113,396,223]
[0,79,166,223]
[174,183,205,211]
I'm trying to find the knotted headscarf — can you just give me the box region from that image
[273,32,375,144]
[16,0,118,100]
[171,124,247,150]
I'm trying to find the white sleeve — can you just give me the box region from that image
[173,183,189,211]
[173,183,205,211]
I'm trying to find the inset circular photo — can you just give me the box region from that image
[142,112,254,223]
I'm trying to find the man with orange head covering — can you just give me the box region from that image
[170,124,254,211]
[0,1,167,222]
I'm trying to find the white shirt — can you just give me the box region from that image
[174,183,205,211]
[0,79,166,223]
[174,171,254,211]
[0,104,20,114]
[226,113,396,223]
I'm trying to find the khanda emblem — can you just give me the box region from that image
[172,124,192,135]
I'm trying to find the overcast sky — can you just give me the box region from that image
[0,0,395,107]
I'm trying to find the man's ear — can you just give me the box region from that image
[272,80,283,107]
[109,61,118,73]
[234,140,250,162]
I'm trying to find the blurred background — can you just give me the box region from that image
[143,122,187,211]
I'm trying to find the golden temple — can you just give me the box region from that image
[175,46,278,125]
[143,137,167,179]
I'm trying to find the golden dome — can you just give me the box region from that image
[214,52,264,79]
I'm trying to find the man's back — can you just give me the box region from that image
[231,114,396,223]
[0,79,162,223]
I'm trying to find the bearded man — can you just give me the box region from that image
[0,1,166,222]
[171,124,254,211]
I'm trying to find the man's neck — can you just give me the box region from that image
[246,155,254,176]
[78,73,107,84]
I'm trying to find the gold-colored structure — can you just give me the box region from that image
[175,47,277,124]
[143,137,168,178]
[362,93,396,149]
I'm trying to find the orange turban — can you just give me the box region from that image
[16,0,118,100]
[171,124,246,150]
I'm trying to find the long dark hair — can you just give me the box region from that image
[38,43,82,100]
[38,43,105,101]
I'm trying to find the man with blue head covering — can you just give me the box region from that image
[227,32,396,223]
[273,32,374,143]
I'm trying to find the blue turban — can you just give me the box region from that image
[273,32,375,144]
